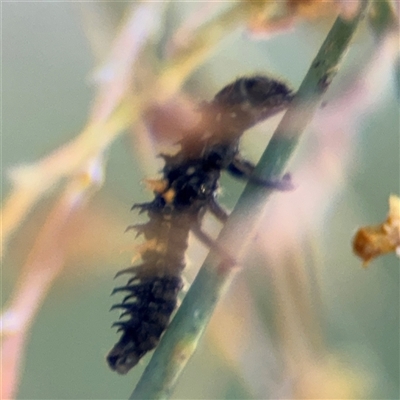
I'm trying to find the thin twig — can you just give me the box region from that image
[130,2,370,399]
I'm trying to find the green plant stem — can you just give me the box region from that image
[130,3,370,399]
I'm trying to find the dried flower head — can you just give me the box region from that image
[353,195,400,266]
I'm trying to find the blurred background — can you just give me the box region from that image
[2,2,399,399]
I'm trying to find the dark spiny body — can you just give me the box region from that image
[107,76,294,374]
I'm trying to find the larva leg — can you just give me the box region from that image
[227,156,255,178]
[208,198,229,223]
[227,156,293,191]
[191,224,216,249]
[191,224,236,267]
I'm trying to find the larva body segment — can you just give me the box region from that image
[107,206,192,374]
[107,274,183,374]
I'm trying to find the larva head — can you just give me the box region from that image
[211,75,294,134]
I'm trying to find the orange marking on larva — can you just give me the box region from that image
[130,238,167,263]
[144,178,169,194]
[130,252,142,265]
[162,188,176,204]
